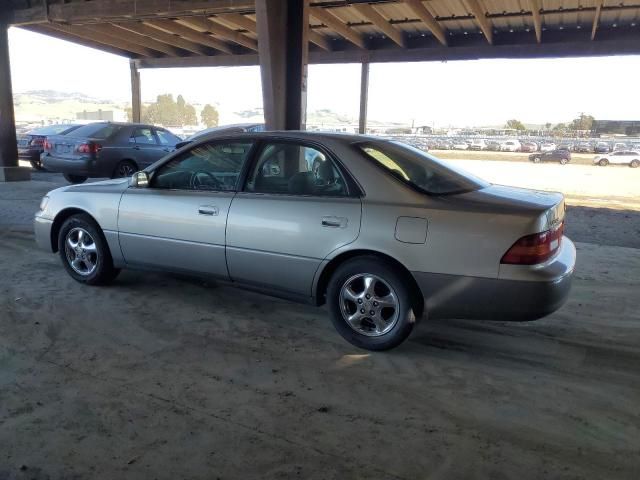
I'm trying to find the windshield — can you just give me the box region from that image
[356,140,490,195]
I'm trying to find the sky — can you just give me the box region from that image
[8,27,640,127]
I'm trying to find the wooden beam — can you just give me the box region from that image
[353,4,405,47]
[592,1,604,41]
[359,61,369,134]
[462,0,493,44]
[309,30,331,51]
[91,24,184,57]
[529,0,542,43]
[177,16,258,51]
[403,0,447,46]
[143,19,233,54]
[12,0,255,26]
[112,22,212,56]
[23,25,134,57]
[218,13,258,34]
[310,7,365,49]
[45,24,156,57]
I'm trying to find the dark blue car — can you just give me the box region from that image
[17,124,82,170]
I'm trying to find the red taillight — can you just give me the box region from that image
[501,221,564,265]
[29,136,45,147]
[76,143,102,154]
[44,139,53,151]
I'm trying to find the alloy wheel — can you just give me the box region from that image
[339,273,400,337]
[64,227,99,276]
[117,163,135,178]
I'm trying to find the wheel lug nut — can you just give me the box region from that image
[370,310,375,316]
[365,294,371,299]
[373,301,378,306]
[357,299,363,304]
[360,309,365,314]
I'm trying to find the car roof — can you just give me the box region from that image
[186,130,380,145]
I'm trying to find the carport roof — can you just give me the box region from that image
[8,0,640,67]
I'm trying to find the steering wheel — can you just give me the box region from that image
[190,171,222,190]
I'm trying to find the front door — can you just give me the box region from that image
[118,139,255,277]
[128,127,164,168]
[226,141,361,296]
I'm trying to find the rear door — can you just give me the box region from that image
[128,127,164,168]
[118,140,255,277]
[226,140,361,296]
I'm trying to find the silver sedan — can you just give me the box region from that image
[34,132,576,350]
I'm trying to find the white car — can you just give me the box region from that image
[452,141,469,150]
[500,140,521,152]
[594,150,640,168]
[469,139,488,151]
[612,142,627,151]
[540,143,557,152]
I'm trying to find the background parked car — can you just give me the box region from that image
[530,149,571,165]
[594,150,640,167]
[485,140,502,151]
[594,142,610,153]
[17,124,81,170]
[574,142,593,153]
[519,142,538,153]
[452,140,469,150]
[181,123,264,147]
[42,122,182,184]
[500,140,521,152]
[612,142,627,151]
[540,142,557,152]
[468,139,487,151]
[557,143,573,151]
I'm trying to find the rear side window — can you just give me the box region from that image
[67,123,123,139]
[358,141,489,195]
[155,129,181,145]
[130,128,157,145]
[245,142,347,197]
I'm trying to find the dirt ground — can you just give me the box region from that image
[1,164,640,479]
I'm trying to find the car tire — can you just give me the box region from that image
[63,174,88,184]
[327,256,417,351]
[630,160,639,168]
[560,158,568,165]
[112,160,137,179]
[58,214,120,286]
[532,157,541,163]
[598,159,609,167]
[30,159,44,171]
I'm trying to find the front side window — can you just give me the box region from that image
[245,142,347,196]
[152,141,253,191]
[130,128,157,145]
[357,141,489,195]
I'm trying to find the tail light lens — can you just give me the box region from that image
[44,139,53,151]
[76,143,102,154]
[501,221,564,265]
[29,136,45,147]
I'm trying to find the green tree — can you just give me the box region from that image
[201,104,220,128]
[505,119,526,131]
[130,94,198,126]
[544,122,552,130]
[552,123,568,137]
[569,113,595,132]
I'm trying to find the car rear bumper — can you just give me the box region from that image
[18,149,41,161]
[413,237,576,321]
[34,215,54,252]
[42,154,94,176]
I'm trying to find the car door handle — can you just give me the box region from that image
[198,205,219,216]
[321,216,348,228]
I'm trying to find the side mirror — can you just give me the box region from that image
[130,171,149,188]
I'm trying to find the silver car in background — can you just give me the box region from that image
[34,132,575,350]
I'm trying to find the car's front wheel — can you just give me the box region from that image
[58,214,120,285]
[560,158,568,165]
[327,256,417,351]
[63,174,88,184]
[630,160,639,168]
[598,159,609,166]
[532,156,541,163]
[113,160,137,179]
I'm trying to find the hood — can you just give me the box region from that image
[58,178,130,194]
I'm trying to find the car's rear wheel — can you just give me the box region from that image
[559,158,568,165]
[63,174,88,184]
[327,256,417,351]
[113,160,137,179]
[630,160,640,168]
[30,159,44,170]
[598,159,609,167]
[58,214,120,285]
[532,156,541,163]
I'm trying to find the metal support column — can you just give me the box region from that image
[0,18,30,181]
[130,59,141,123]
[358,61,370,134]
[256,0,309,130]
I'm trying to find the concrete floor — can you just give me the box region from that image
[1,170,639,479]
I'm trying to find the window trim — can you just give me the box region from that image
[147,139,257,193]
[239,138,362,199]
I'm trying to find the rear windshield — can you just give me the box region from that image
[357,140,490,195]
[67,123,123,139]
[30,124,80,136]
